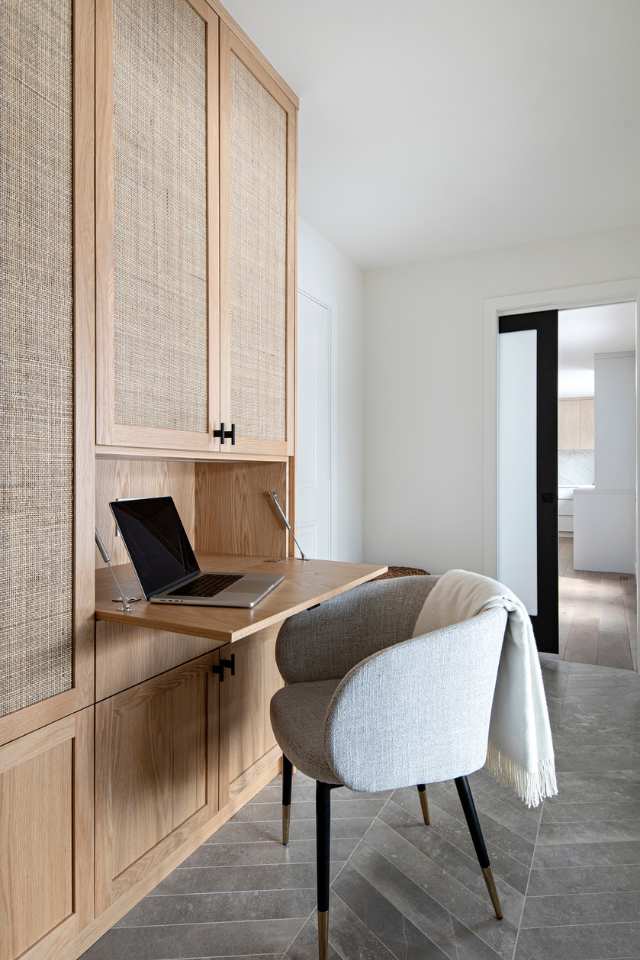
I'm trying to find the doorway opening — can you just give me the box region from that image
[497,301,637,666]
[558,303,637,669]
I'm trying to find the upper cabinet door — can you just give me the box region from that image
[219,25,297,457]
[96,0,220,452]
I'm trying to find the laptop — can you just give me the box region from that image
[109,496,284,608]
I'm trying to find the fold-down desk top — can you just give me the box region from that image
[95,555,387,645]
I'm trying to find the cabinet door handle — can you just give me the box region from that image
[212,654,235,681]
[212,422,236,445]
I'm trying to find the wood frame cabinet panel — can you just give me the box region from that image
[219,23,297,457]
[95,652,220,913]
[0,709,94,960]
[218,626,284,807]
[0,0,95,749]
[96,0,221,453]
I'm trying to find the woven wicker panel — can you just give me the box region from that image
[230,53,287,442]
[112,0,208,433]
[0,0,74,717]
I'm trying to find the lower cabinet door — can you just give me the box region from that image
[219,626,284,807]
[95,652,220,913]
[0,707,94,960]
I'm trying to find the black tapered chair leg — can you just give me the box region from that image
[454,776,503,920]
[416,784,430,824]
[316,781,332,960]
[282,755,293,845]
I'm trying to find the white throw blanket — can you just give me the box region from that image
[413,569,557,807]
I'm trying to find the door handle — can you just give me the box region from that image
[213,422,236,445]
[212,654,235,681]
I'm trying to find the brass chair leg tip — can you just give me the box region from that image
[482,866,503,920]
[318,910,329,960]
[282,805,290,846]
[419,789,431,826]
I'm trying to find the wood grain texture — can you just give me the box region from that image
[96,621,226,700]
[95,555,388,642]
[194,460,288,558]
[62,748,280,960]
[0,708,94,960]
[218,627,283,806]
[95,458,196,567]
[95,445,288,463]
[95,653,220,912]
[0,0,95,749]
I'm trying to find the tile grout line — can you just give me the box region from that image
[511,773,545,960]
[386,795,535,875]
[352,822,508,959]
[282,788,396,956]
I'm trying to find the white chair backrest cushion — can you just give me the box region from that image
[324,607,507,792]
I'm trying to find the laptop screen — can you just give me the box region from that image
[110,496,199,598]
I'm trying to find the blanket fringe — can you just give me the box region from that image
[486,742,558,808]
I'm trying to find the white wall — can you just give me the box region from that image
[363,225,640,572]
[298,218,365,561]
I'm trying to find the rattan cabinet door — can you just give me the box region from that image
[219,25,297,457]
[0,0,94,747]
[96,0,220,452]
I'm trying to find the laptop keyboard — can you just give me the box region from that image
[166,573,243,598]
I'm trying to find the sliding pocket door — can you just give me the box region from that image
[498,312,559,653]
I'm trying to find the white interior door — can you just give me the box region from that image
[296,292,332,559]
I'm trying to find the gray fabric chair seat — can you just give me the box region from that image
[271,679,342,785]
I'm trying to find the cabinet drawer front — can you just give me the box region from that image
[0,709,94,960]
[95,653,219,911]
[220,25,296,456]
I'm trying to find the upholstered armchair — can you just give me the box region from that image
[270,575,507,959]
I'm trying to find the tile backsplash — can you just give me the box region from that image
[558,449,594,486]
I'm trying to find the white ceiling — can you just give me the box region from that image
[558,302,636,398]
[223,0,640,268]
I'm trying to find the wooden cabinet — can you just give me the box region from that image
[0,0,94,747]
[219,627,284,806]
[96,0,221,453]
[0,709,94,960]
[558,398,594,449]
[96,5,297,458]
[95,652,220,912]
[219,25,297,457]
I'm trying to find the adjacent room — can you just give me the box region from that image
[557,304,637,669]
[2,3,640,960]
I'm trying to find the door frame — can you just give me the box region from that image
[296,288,335,560]
[483,278,640,670]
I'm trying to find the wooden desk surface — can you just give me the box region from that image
[95,555,387,644]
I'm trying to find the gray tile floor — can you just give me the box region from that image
[83,655,640,960]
